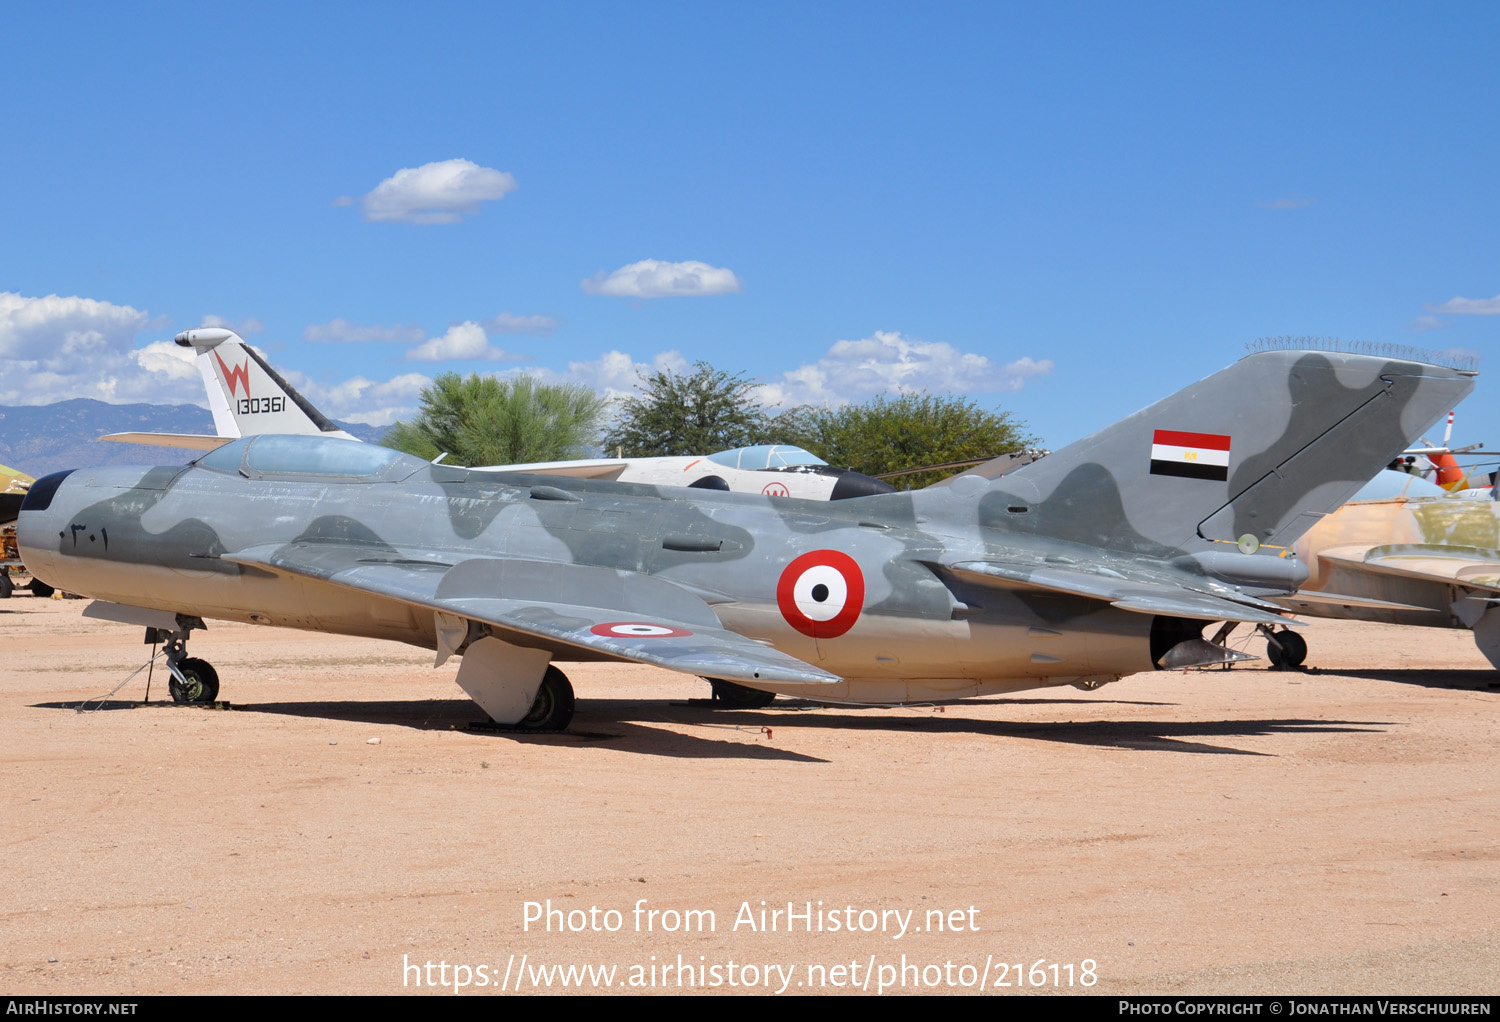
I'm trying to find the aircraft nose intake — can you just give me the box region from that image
[19,470,75,513]
[15,469,80,592]
[829,470,896,500]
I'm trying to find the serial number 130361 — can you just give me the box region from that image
[237,396,286,415]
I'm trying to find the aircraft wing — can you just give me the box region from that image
[1317,543,1500,592]
[221,544,838,686]
[100,432,235,451]
[940,558,1292,625]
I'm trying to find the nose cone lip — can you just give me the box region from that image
[14,469,77,591]
[830,470,897,500]
[19,470,75,514]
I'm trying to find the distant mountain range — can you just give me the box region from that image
[0,399,386,478]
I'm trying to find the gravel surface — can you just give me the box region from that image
[2,597,1496,995]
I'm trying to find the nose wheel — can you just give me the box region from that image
[145,619,221,705]
[168,657,221,704]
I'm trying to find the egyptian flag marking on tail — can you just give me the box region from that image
[1151,429,1231,481]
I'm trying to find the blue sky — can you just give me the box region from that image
[2,2,1497,457]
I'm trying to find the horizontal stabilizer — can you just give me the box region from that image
[942,558,1291,625]
[472,458,629,479]
[100,432,235,451]
[222,545,838,686]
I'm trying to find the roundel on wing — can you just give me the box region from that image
[589,622,693,638]
[776,549,865,638]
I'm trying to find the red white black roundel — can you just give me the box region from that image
[589,622,693,638]
[776,549,865,639]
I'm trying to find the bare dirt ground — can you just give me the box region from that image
[1,596,1497,996]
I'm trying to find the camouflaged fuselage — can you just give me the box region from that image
[19,455,1163,701]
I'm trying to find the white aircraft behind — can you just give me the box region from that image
[103,328,895,501]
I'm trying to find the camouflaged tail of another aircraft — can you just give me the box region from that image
[18,349,1475,729]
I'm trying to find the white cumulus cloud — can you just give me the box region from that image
[200,314,264,335]
[355,159,517,225]
[0,291,204,406]
[132,340,200,381]
[753,331,1054,407]
[1407,314,1451,332]
[405,321,524,362]
[0,291,151,363]
[750,328,1056,405]
[581,259,742,299]
[502,349,689,404]
[304,319,428,344]
[281,370,433,427]
[1426,294,1500,316]
[483,312,558,336]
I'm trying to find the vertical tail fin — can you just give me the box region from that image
[174,328,355,440]
[996,350,1476,555]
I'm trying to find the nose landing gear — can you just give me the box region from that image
[167,656,221,704]
[146,620,221,705]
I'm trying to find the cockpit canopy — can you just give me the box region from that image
[194,434,425,482]
[705,445,827,471]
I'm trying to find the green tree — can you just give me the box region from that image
[796,392,1037,489]
[382,373,608,467]
[603,362,774,457]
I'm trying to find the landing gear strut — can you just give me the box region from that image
[148,622,220,704]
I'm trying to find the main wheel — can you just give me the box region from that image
[27,578,54,598]
[169,657,220,704]
[708,678,776,709]
[516,666,574,731]
[1266,629,1308,668]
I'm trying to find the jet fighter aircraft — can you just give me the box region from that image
[18,349,1474,730]
[103,328,894,501]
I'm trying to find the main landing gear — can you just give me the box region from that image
[1206,621,1308,670]
[1259,625,1308,669]
[450,633,577,732]
[515,666,575,731]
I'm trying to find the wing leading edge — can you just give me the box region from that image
[221,544,839,686]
